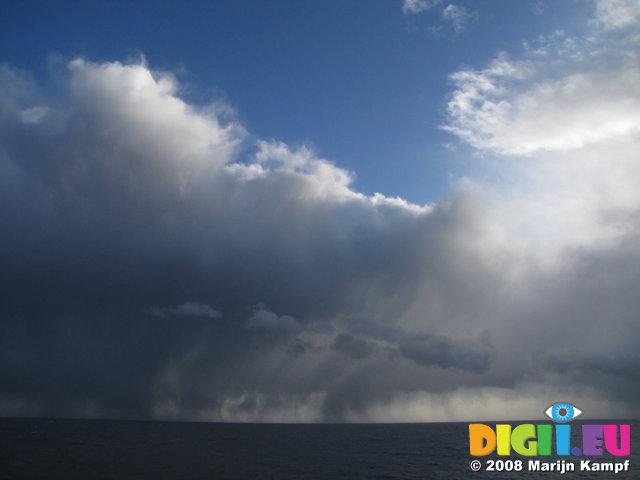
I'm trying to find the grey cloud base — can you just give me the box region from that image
[0,59,638,422]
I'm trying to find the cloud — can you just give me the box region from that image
[145,302,222,319]
[19,106,49,124]
[338,315,492,372]
[403,1,477,35]
[1,13,640,423]
[432,1,640,420]
[330,333,378,359]
[442,4,476,34]
[402,0,442,15]
[245,308,299,332]
[442,10,640,155]
[592,0,640,30]
[398,332,491,373]
[440,0,640,256]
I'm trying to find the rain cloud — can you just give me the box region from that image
[1,2,639,421]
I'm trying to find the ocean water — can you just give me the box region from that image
[1,418,637,479]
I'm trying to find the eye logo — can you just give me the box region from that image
[545,402,582,423]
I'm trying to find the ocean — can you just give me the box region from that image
[1,418,637,479]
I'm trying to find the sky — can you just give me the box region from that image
[0,0,638,422]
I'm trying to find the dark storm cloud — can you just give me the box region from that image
[0,58,638,422]
[398,333,491,373]
[330,333,378,359]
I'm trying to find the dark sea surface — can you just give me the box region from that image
[1,418,637,479]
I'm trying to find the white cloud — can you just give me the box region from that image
[439,1,640,257]
[254,140,359,201]
[442,4,476,34]
[443,26,640,155]
[402,0,441,15]
[403,0,477,35]
[592,0,640,30]
[67,59,242,168]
